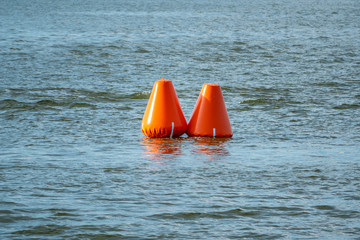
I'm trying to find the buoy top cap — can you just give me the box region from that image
[203,83,220,89]
[201,83,221,95]
[204,83,219,86]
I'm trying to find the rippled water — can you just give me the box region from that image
[1,0,360,239]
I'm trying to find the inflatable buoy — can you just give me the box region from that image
[187,83,232,137]
[141,78,187,138]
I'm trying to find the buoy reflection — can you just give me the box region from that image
[192,137,230,156]
[141,137,183,159]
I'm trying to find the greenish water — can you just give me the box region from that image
[1,0,360,239]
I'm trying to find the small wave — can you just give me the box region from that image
[36,99,60,106]
[134,47,151,53]
[68,102,96,108]
[48,208,78,217]
[127,91,150,99]
[0,212,38,224]
[234,41,247,45]
[11,224,70,236]
[240,97,302,108]
[231,46,247,53]
[313,205,336,210]
[240,98,273,105]
[0,99,96,111]
[240,98,287,106]
[313,205,359,219]
[68,89,120,102]
[314,81,342,87]
[106,45,122,49]
[34,99,96,109]
[32,89,148,102]
[68,89,150,101]
[150,208,259,220]
[0,99,21,109]
[70,49,94,56]
[222,86,292,96]
[1,88,150,109]
[333,103,359,110]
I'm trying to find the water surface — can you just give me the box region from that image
[1,0,360,239]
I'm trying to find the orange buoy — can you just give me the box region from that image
[141,78,187,138]
[187,83,233,137]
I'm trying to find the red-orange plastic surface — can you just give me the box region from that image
[141,79,187,138]
[187,83,232,137]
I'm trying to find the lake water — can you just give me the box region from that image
[1,0,360,239]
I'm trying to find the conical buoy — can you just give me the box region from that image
[187,83,233,137]
[141,78,187,138]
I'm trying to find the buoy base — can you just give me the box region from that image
[141,126,187,138]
